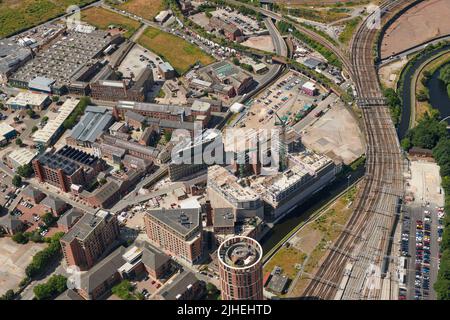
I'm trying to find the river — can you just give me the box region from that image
[428,64,450,123]
[398,44,450,138]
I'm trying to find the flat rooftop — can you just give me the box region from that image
[208,165,260,202]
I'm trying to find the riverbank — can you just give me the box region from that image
[397,42,450,138]
[414,52,450,124]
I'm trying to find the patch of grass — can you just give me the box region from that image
[137,26,215,74]
[81,7,141,38]
[0,0,97,38]
[111,0,165,20]
[263,246,307,279]
[338,17,362,45]
[288,7,350,23]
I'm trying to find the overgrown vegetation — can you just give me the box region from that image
[439,63,450,99]
[0,0,97,38]
[138,26,215,75]
[277,21,342,68]
[63,96,90,130]
[383,88,402,126]
[338,17,361,45]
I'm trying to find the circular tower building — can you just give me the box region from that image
[217,236,264,300]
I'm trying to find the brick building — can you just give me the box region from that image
[60,210,120,270]
[144,208,203,265]
[32,146,106,192]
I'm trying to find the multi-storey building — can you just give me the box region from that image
[60,210,120,270]
[144,208,203,265]
[218,236,264,300]
[32,146,106,192]
[207,165,264,220]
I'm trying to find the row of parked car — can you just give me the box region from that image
[414,219,431,300]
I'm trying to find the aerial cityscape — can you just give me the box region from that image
[0,0,449,305]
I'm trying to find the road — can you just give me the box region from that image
[223,0,352,77]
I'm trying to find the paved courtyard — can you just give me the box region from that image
[0,238,46,295]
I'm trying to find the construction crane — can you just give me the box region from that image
[274,111,288,172]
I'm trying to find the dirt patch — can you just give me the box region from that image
[379,58,408,89]
[381,0,450,59]
[241,35,275,53]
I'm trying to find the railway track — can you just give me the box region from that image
[302,0,414,300]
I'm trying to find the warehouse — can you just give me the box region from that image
[6,92,51,110]
[33,98,80,147]
[0,123,17,143]
[66,106,114,147]
[7,148,38,170]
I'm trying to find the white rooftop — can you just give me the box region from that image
[6,92,49,107]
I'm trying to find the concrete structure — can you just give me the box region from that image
[66,106,114,147]
[32,98,80,146]
[218,236,263,300]
[251,151,339,218]
[60,210,120,270]
[144,208,203,265]
[5,92,50,110]
[207,165,264,220]
[9,30,123,94]
[0,39,32,84]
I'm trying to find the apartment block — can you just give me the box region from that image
[60,210,120,270]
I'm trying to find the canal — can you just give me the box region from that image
[259,165,365,253]
[398,43,450,138]
[428,63,450,123]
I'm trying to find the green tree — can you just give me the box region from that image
[42,212,56,227]
[164,131,172,142]
[26,109,36,118]
[0,289,15,300]
[33,275,67,300]
[12,232,28,244]
[12,175,22,187]
[51,96,60,102]
[17,164,33,178]
[15,138,23,146]
[111,280,136,300]
[31,126,38,133]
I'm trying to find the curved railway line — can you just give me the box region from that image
[302,0,416,300]
[223,0,419,300]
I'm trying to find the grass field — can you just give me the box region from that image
[0,0,96,38]
[81,7,141,38]
[138,26,215,74]
[113,0,165,20]
[338,17,362,45]
[263,246,307,279]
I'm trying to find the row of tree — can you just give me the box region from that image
[277,21,342,68]
[401,112,450,299]
[33,274,67,300]
[25,232,65,279]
